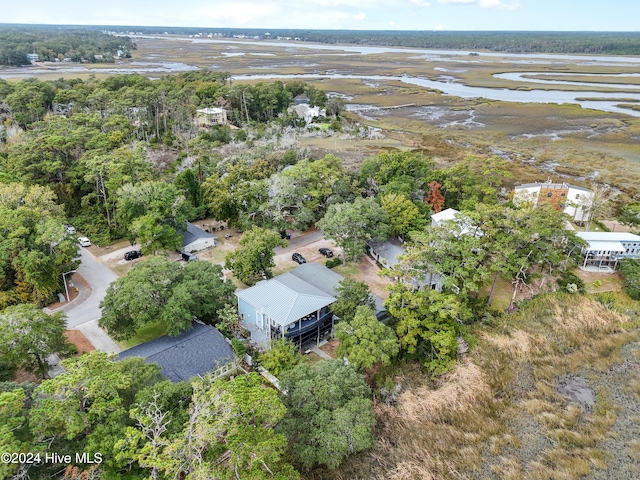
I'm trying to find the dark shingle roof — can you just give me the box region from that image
[182,222,216,248]
[118,322,235,382]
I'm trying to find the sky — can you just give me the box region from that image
[1,0,638,32]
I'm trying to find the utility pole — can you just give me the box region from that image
[62,270,77,302]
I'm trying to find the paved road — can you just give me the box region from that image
[60,248,121,353]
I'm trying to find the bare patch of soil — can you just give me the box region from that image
[65,330,95,354]
[13,369,40,383]
[319,339,340,358]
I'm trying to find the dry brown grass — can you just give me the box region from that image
[329,293,640,480]
[369,360,504,480]
[480,329,542,358]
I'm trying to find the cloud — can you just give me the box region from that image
[438,0,520,7]
[352,12,367,20]
[434,25,445,30]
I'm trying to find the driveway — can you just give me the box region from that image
[58,248,121,353]
[273,229,337,273]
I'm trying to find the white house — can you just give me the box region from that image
[367,238,443,291]
[288,103,326,124]
[196,107,227,127]
[181,222,217,253]
[576,231,640,272]
[513,181,593,223]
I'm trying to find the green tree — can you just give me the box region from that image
[389,213,489,297]
[331,278,376,322]
[100,256,235,340]
[442,155,511,210]
[120,373,298,480]
[263,155,357,230]
[116,181,189,253]
[471,203,583,309]
[29,352,132,442]
[618,202,640,230]
[317,197,390,265]
[620,259,640,300]
[225,226,286,285]
[359,151,434,199]
[0,388,29,479]
[325,96,346,117]
[336,306,399,370]
[278,360,376,470]
[0,182,80,306]
[380,193,426,237]
[0,304,73,378]
[258,339,302,377]
[385,285,467,375]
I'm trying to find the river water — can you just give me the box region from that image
[233,73,640,117]
[3,36,640,117]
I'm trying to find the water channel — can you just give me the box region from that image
[3,36,640,117]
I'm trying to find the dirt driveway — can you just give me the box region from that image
[273,229,337,275]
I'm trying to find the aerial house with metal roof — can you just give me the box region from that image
[235,267,337,351]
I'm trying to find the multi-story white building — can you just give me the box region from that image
[196,107,227,127]
[513,181,593,223]
[576,231,640,272]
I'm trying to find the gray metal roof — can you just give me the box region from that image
[367,239,406,268]
[236,272,336,327]
[288,263,344,296]
[118,322,235,382]
[577,232,640,242]
[288,263,387,316]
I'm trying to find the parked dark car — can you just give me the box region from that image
[292,252,306,264]
[124,250,142,261]
[181,251,198,262]
[318,247,333,258]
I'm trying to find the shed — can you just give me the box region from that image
[182,222,217,253]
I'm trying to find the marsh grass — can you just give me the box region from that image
[326,293,640,479]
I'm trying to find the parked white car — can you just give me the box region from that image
[78,236,91,247]
[64,224,76,234]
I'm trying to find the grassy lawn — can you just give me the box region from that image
[332,263,361,280]
[301,352,324,365]
[117,321,167,350]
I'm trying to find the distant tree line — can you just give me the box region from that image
[100,25,640,55]
[0,25,135,65]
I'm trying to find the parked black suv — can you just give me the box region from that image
[124,250,142,261]
[292,252,306,264]
[181,251,198,262]
[318,248,333,258]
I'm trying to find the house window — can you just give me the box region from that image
[547,192,553,198]
[561,193,566,197]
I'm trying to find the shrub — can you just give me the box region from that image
[326,257,342,269]
[231,338,246,357]
[257,339,302,377]
[620,259,640,300]
[557,271,586,294]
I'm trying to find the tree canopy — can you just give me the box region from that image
[0,304,73,378]
[331,278,377,322]
[317,197,390,265]
[225,226,287,285]
[0,182,80,307]
[278,360,376,470]
[100,256,235,339]
[336,305,399,370]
